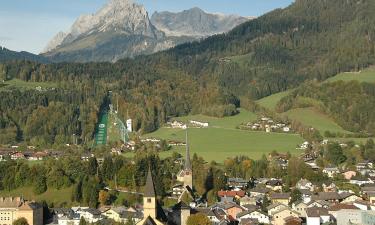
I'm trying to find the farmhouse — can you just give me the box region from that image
[169,120,187,129]
[189,120,209,128]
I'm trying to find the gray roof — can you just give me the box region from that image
[270,193,290,199]
[141,216,158,225]
[237,209,266,218]
[306,207,329,217]
[144,167,156,197]
[312,192,342,201]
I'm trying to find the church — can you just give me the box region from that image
[137,130,193,225]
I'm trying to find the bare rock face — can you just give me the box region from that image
[43,0,252,62]
[151,7,250,37]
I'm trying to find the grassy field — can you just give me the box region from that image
[0,186,73,207]
[144,127,303,161]
[172,109,257,129]
[325,68,375,83]
[256,90,292,110]
[143,109,304,162]
[327,137,375,144]
[1,79,57,90]
[283,107,351,134]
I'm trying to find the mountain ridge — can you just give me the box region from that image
[43,0,251,62]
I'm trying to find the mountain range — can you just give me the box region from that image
[42,0,251,62]
[2,0,375,146]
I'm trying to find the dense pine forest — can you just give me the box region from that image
[1,0,375,146]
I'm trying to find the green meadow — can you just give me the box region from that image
[1,78,57,90]
[172,108,257,129]
[0,186,73,207]
[142,109,304,161]
[256,90,292,110]
[282,107,351,134]
[325,68,375,83]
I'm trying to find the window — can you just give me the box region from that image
[147,198,152,203]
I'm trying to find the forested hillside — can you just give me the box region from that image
[277,81,375,135]
[0,47,48,64]
[1,0,375,146]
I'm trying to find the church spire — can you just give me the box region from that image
[144,166,156,197]
[185,128,192,171]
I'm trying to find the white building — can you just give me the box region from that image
[323,167,340,178]
[306,207,330,225]
[336,209,363,225]
[189,120,209,128]
[126,119,132,132]
[236,210,270,224]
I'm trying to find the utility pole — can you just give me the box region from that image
[114,173,118,190]
[117,95,119,113]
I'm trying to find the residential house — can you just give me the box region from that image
[353,199,371,210]
[357,161,373,171]
[266,180,283,191]
[28,152,48,161]
[336,209,363,225]
[54,208,80,225]
[206,208,228,224]
[102,206,142,223]
[361,184,375,196]
[328,204,359,221]
[170,121,187,129]
[343,171,357,180]
[172,184,184,198]
[292,201,308,218]
[72,207,103,223]
[270,193,291,205]
[239,196,257,206]
[322,182,337,192]
[350,177,374,186]
[312,192,342,203]
[322,167,340,178]
[10,152,25,160]
[306,200,330,209]
[218,190,246,202]
[210,202,245,221]
[236,209,270,224]
[368,192,375,204]
[339,192,361,203]
[299,189,313,203]
[227,178,248,189]
[271,208,300,225]
[306,207,330,225]
[249,188,269,198]
[296,179,314,191]
[189,120,209,128]
[267,203,289,217]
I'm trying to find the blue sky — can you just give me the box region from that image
[0,0,293,54]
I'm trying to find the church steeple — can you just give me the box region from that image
[143,166,156,219]
[144,166,156,197]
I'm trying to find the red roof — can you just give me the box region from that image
[218,190,246,198]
